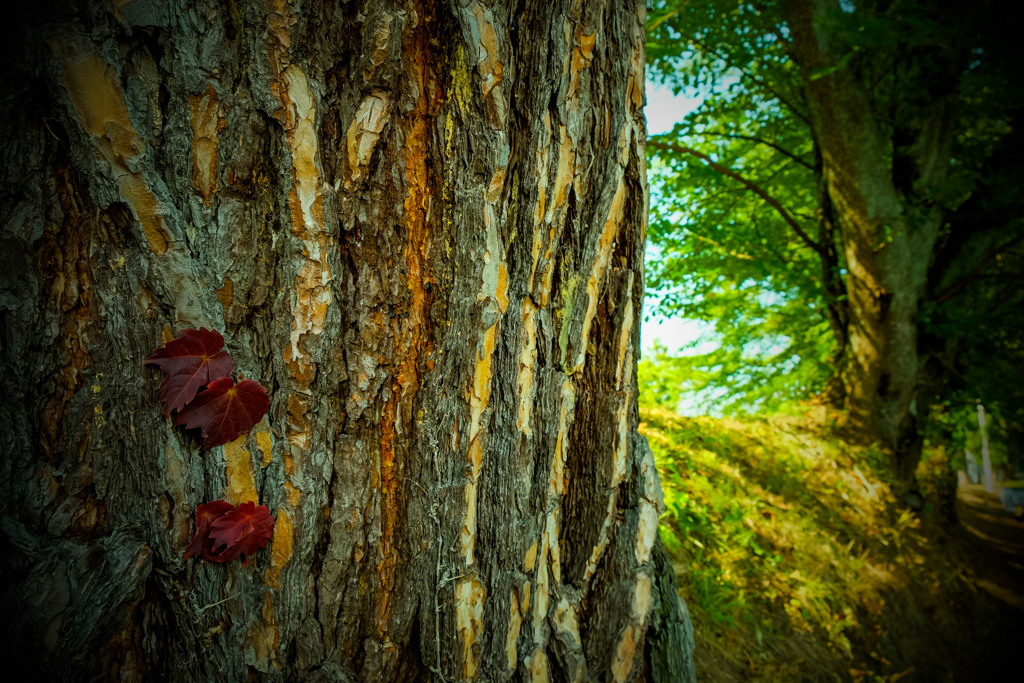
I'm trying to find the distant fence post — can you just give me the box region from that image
[965,449,980,484]
[978,403,994,494]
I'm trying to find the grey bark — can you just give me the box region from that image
[0,0,695,682]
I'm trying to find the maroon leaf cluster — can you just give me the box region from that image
[146,328,269,448]
[184,500,275,566]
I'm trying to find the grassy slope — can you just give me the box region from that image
[641,403,1020,682]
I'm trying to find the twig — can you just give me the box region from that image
[440,572,468,586]
[197,593,239,614]
[648,138,823,254]
[42,118,61,142]
[646,7,679,31]
[935,233,1024,304]
[698,131,814,170]
[186,558,207,592]
[686,35,813,128]
[853,467,877,499]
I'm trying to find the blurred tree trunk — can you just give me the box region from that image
[0,1,695,681]
[813,141,849,409]
[784,0,957,491]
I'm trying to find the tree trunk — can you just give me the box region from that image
[812,140,848,408]
[0,1,695,681]
[784,0,955,487]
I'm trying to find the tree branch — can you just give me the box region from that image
[935,233,1024,304]
[688,231,756,261]
[751,220,791,265]
[698,131,814,170]
[646,8,680,32]
[687,36,813,128]
[648,139,823,254]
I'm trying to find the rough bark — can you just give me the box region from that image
[812,140,848,408]
[783,0,955,486]
[0,1,695,681]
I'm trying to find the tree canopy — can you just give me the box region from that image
[643,0,1024,482]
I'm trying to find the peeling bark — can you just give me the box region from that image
[0,1,695,681]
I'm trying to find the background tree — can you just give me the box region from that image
[0,1,695,680]
[645,0,1023,490]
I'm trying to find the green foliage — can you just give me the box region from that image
[644,0,839,412]
[640,312,834,415]
[638,342,691,411]
[950,246,1024,442]
[643,0,1024,416]
[641,396,1015,682]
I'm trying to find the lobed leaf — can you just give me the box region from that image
[174,377,270,448]
[208,502,276,566]
[183,499,235,560]
[146,328,234,416]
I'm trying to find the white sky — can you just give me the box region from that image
[645,81,700,137]
[641,80,711,357]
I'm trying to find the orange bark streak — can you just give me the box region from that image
[372,14,441,636]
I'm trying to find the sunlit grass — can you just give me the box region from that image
[642,402,1007,682]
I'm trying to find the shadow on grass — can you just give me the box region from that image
[641,404,1023,683]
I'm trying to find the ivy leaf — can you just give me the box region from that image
[183,499,234,560]
[174,377,269,448]
[146,328,234,416]
[208,501,276,566]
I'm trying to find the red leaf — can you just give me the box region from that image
[146,328,234,416]
[174,377,269,448]
[183,500,234,560]
[208,501,275,566]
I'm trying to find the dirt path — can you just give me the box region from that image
[956,480,1024,610]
